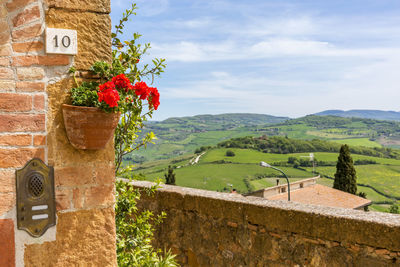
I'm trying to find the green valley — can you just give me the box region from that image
[124,113,400,213]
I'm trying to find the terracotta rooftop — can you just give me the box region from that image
[267,184,371,209]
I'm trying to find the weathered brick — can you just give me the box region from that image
[6,0,36,12]
[33,94,45,111]
[12,5,40,27]
[0,44,11,56]
[73,188,84,209]
[0,5,7,18]
[0,80,15,91]
[33,134,46,146]
[94,165,115,185]
[0,93,32,112]
[0,57,10,66]
[0,114,45,132]
[12,41,43,53]
[0,32,10,46]
[0,67,13,79]
[0,219,15,267]
[17,67,44,80]
[12,55,70,66]
[55,188,71,211]
[0,20,9,33]
[55,166,94,187]
[0,147,45,168]
[12,23,42,41]
[0,134,31,146]
[0,170,14,193]
[84,184,114,208]
[16,81,44,92]
[0,193,15,217]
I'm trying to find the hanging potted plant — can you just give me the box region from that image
[63,65,160,150]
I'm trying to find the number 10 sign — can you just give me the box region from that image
[45,28,78,55]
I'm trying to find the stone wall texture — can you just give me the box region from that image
[132,181,400,267]
[0,0,116,266]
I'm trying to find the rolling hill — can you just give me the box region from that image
[127,113,400,164]
[315,109,400,121]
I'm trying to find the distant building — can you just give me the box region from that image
[245,177,371,210]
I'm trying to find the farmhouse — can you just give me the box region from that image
[246,177,372,210]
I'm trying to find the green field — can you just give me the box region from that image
[134,147,400,213]
[332,138,382,148]
[131,114,400,162]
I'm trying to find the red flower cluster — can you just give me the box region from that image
[133,81,150,100]
[98,81,120,108]
[133,81,160,110]
[97,75,160,110]
[149,87,160,110]
[112,74,133,91]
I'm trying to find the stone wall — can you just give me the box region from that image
[0,0,116,266]
[132,181,400,267]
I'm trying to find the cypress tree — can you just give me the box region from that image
[333,144,357,194]
[164,165,176,185]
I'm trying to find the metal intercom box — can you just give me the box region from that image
[15,158,56,237]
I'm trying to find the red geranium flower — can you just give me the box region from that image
[98,88,120,108]
[133,81,150,100]
[149,87,160,110]
[112,74,133,91]
[99,81,115,92]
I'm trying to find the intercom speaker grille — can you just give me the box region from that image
[28,174,44,197]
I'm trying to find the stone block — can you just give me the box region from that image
[46,9,111,69]
[45,0,111,13]
[0,219,15,267]
[24,208,117,266]
[55,187,71,211]
[84,184,115,208]
[54,166,94,187]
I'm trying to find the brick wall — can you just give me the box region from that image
[132,181,400,267]
[0,0,116,266]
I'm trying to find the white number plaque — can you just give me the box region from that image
[45,28,78,55]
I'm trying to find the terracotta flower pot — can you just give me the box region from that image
[62,104,120,150]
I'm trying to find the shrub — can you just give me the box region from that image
[116,180,178,266]
[226,150,235,157]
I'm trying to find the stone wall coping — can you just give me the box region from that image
[127,179,400,227]
[126,179,400,251]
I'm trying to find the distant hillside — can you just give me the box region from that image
[150,113,289,132]
[315,110,400,121]
[129,113,288,162]
[125,114,400,164]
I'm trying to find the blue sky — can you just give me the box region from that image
[111,0,400,120]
